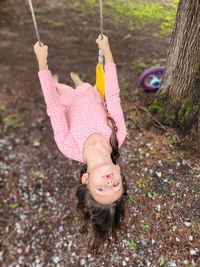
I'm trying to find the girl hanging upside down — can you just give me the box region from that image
[34,35,128,253]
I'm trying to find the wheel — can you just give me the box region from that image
[139,66,165,91]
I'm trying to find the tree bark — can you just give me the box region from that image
[150,0,200,134]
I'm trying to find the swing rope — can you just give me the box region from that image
[27,0,41,45]
[96,0,105,98]
[99,0,103,38]
[98,0,104,65]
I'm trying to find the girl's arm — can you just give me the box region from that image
[34,42,80,161]
[104,62,127,146]
[96,35,127,145]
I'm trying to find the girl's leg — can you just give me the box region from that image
[70,72,83,88]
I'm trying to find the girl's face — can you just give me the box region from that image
[81,164,123,204]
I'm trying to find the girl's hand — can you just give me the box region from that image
[96,34,111,54]
[96,34,114,64]
[34,41,48,70]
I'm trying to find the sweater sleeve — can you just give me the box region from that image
[104,63,127,146]
[38,69,81,161]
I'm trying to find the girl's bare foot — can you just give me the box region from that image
[70,72,83,88]
[53,74,59,83]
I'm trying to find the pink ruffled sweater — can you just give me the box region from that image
[38,63,126,163]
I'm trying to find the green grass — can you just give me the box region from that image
[158,256,166,266]
[128,239,137,250]
[136,178,146,188]
[70,0,179,36]
[141,223,149,232]
[9,203,19,209]
[128,195,135,204]
[3,114,21,129]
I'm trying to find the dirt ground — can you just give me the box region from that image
[0,0,199,266]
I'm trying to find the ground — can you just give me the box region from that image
[0,0,200,267]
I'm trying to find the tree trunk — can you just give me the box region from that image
[150,0,200,135]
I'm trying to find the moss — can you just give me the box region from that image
[3,114,21,129]
[192,63,200,74]
[149,95,199,131]
[177,103,199,127]
[148,98,176,126]
[129,111,146,129]
[148,98,165,115]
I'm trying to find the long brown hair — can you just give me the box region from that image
[76,113,127,253]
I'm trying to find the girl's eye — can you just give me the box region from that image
[113,182,120,187]
[98,188,104,192]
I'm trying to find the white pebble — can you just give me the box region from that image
[157,204,161,212]
[15,223,23,234]
[19,214,27,221]
[168,261,177,267]
[17,248,22,254]
[0,251,4,262]
[18,256,25,264]
[25,245,30,253]
[68,240,72,250]
[59,226,64,232]
[190,248,198,255]
[176,237,180,242]
[156,171,162,177]
[47,197,54,203]
[52,256,60,264]
[184,221,191,227]
[125,257,129,261]
[33,139,40,147]
[80,259,86,265]
[122,260,127,266]
[35,258,40,263]
[146,143,152,147]
[189,235,193,241]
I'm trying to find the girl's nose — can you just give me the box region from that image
[107,180,113,185]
